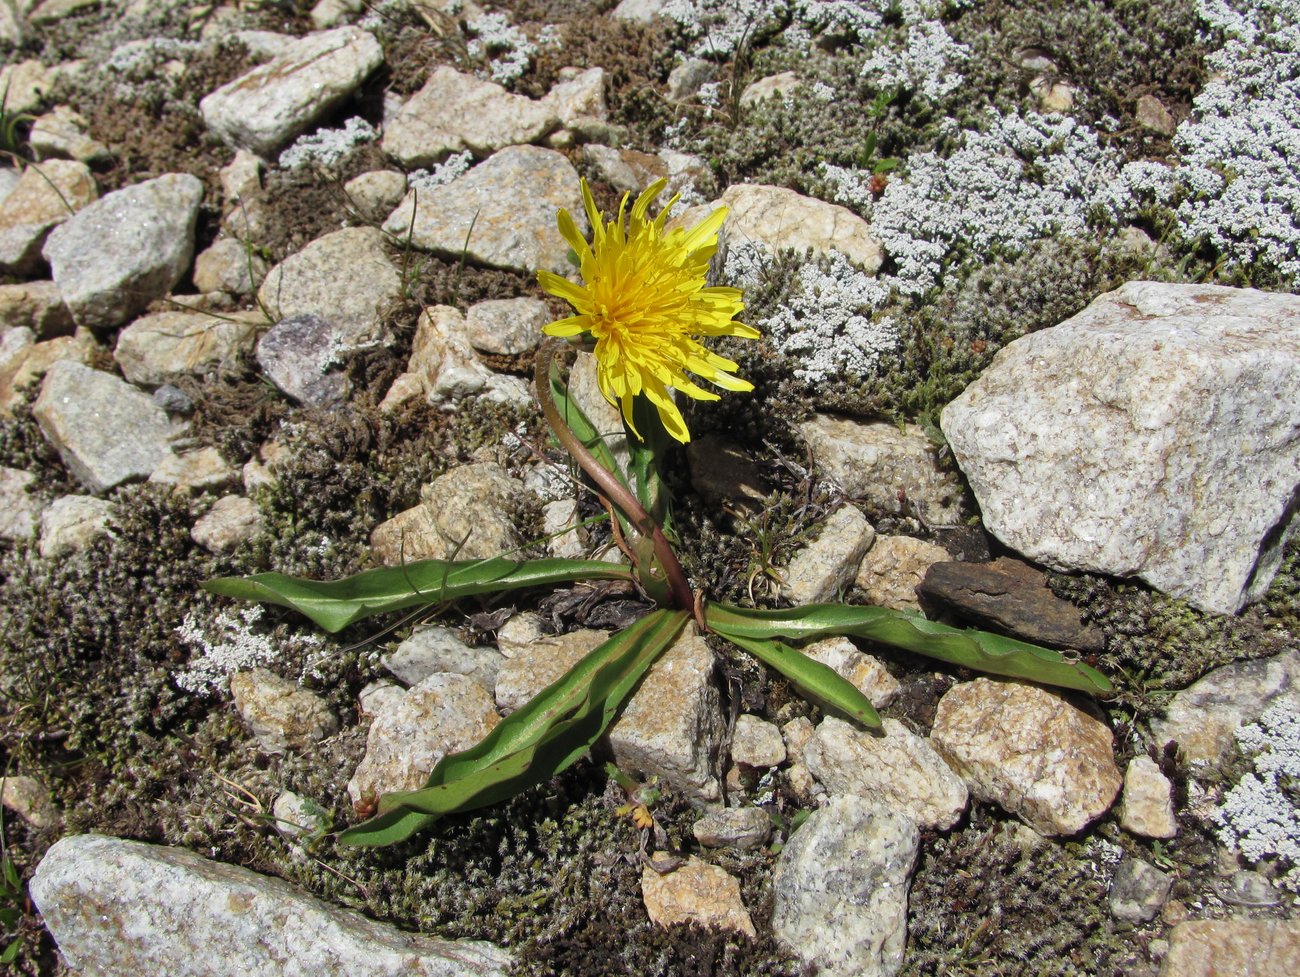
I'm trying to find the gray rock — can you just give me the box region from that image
[28,104,111,163]
[0,280,74,337]
[1136,94,1176,135]
[229,668,339,753]
[152,384,194,414]
[1,774,60,830]
[1161,918,1300,977]
[43,174,204,329]
[0,166,22,208]
[258,226,399,346]
[0,158,97,274]
[800,637,901,709]
[381,66,559,167]
[383,145,586,275]
[114,310,262,385]
[347,672,501,807]
[666,58,715,101]
[940,281,1300,615]
[193,238,269,295]
[800,414,965,524]
[343,170,407,223]
[582,145,714,200]
[200,26,384,156]
[1151,650,1300,768]
[931,678,1122,836]
[27,0,98,24]
[773,795,919,977]
[30,834,513,977]
[692,807,772,849]
[1109,857,1172,923]
[271,790,329,842]
[1120,756,1177,839]
[1219,869,1282,908]
[33,361,175,493]
[0,466,39,541]
[731,714,786,767]
[611,0,667,21]
[464,297,550,355]
[370,462,521,565]
[855,534,951,611]
[804,717,969,830]
[191,495,263,554]
[779,504,876,604]
[541,67,607,135]
[641,857,756,938]
[542,498,586,559]
[0,328,99,414]
[384,626,503,692]
[150,447,238,493]
[0,60,52,116]
[255,313,351,406]
[740,71,800,108]
[38,494,113,558]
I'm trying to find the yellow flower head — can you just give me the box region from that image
[538,178,759,444]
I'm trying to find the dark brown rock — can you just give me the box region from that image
[919,556,1104,652]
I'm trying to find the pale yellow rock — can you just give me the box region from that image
[1120,755,1177,839]
[1161,917,1300,977]
[854,534,952,611]
[800,636,900,708]
[641,857,756,938]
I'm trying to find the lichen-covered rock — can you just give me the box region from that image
[114,310,263,385]
[229,668,338,753]
[1109,857,1172,923]
[33,361,175,493]
[200,27,384,156]
[940,281,1300,615]
[773,795,919,977]
[1120,756,1177,839]
[804,717,968,830]
[854,534,951,611]
[347,672,500,808]
[383,146,586,275]
[930,678,1122,836]
[1161,917,1300,977]
[255,313,351,406]
[30,834,513,977]
[641,857,756,938]
[779,504,875,604]
[43,174,203,329]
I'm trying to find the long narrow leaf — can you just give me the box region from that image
[713,625,881,728]
[203,557,632,633]
[340,609,688,846]
[706,602,1112,696]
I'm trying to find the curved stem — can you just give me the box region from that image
[535,340,697,618]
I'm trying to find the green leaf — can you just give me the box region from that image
[711,621,881,728]
[705,602,1112,696]
[203,557,632,633]
[340,609,689,846]
[0,936,20,965]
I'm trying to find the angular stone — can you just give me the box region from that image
[940,282,1300,615]
[919,556,1106,652]
[731,714,785,767]
[931,678,1122,835]
[200,26,384,156]
[1136,94,1176,135]
[779,504,875,604]
[30,834,512,977]
[0,280,74,337]
[1161,917,1300,977]
[1109,857,1172,923]
[370,462,521,565]
[191,495,263,554]
[271,790,328,842]
[258,226,399,346]
[641,858,755,938]
[343,169,407,223]
[150,447,238,493]
[0,159,97,274]
[0,60,52,116]
[774,796,918,977]
[44,174,204,329]
[665,58,714,101]
[255,313,351,406]
[855,534,951,612]
[494,624,611,711]
[29,104,111,163]
[800,414,964,524]
[692,807,772,849]
[804,717,969,830]
[33,361,175,492]
[383,146,586,275]
[541,67,607,132]
[542,498,585,559]
[28,0,98,24]
[1151,650,1300,767]
[1120,756,1177,839]
[673,184,884,273]
[193,238,269,295]
[230,668,339,753]
[0,328,98,414]
[1,774,60,830]
[611,0,667,21]
[380,305,524,412]
[38,494,113,558]
[347,672,500,807]
[801,636,900,709]
[464,297,550,355]
[582,144,713,200]
[740,71,800,108]
[114,310,262,386]
[381,66,559,166]
[384,625,503,692]
[0,466,39,541]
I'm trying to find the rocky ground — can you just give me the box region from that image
[1,0,1299,975]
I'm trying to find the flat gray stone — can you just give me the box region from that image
[43,174,204,329]
[381,66,559,167]
[385,625,504,692]
[255,313,351,406]
[940,281,1300,615]
[30,834,512,977]
[779,504,876,604]
[115,310,262,385]
[0,158,97,274]
[692,807,772,849]
[464,297,550,355]
[383,146,586,275]
[200,26,384,156]
[33,361,175,493]
[258,226,399,346]
[773,795,919,977]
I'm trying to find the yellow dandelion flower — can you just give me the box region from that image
[538,177,759,444]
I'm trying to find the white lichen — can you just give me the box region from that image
[175,606,321,695]
[466,11,537,85]
[278,117,377,170]
[407,150,475,193]
[1215,703,1300,891]
[858,20,970,101]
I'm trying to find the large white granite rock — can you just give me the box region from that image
[941,282,1300,615]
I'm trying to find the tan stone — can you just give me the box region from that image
[1161,918,1300,977]
[230,669,339,754]
[779,504,875,604]
[800,636,900,708]
[116,310,263,385]
[641,857,756,938]
[0,159,97,273]
[854,534,952,611]
[0,328,98,414]
[1120,755,1177,839]
[370,462,521,565]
